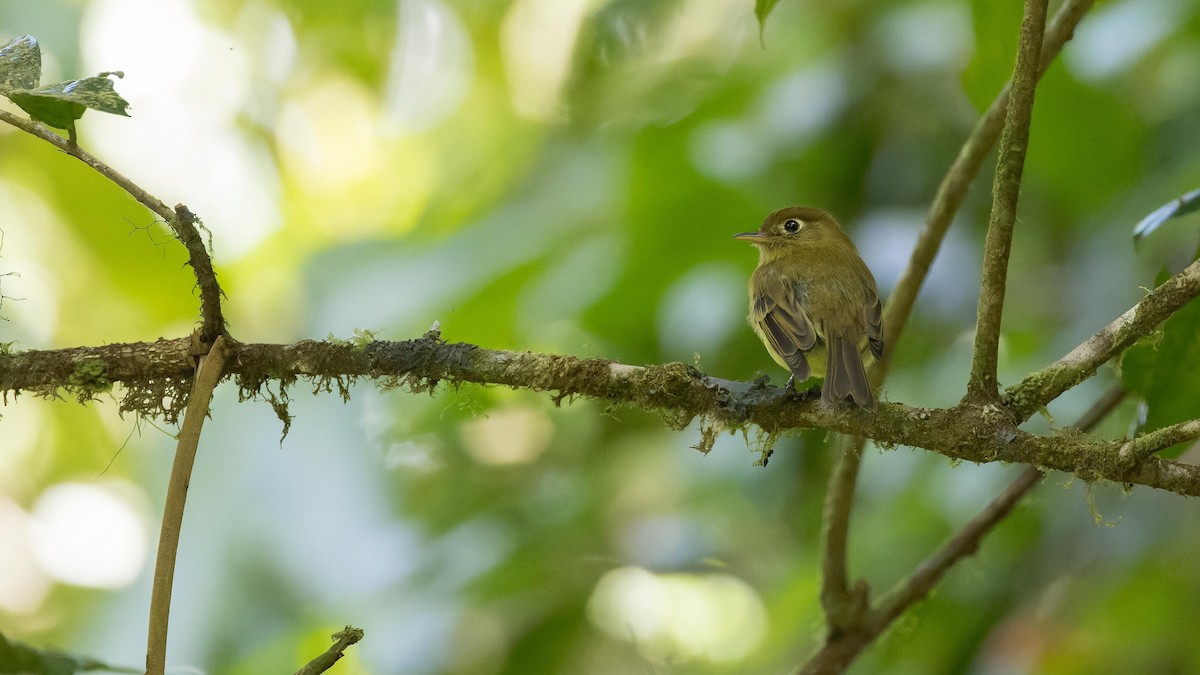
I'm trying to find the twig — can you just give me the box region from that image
[0,110,226,341]
[967,0,1050,402]
[1005,258,1200,421]
[294,626,364,675]
[0,109,173,221]
[1119,418,1200,466]
[145,335,228,675]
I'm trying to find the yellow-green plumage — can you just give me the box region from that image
[736,207,883,409]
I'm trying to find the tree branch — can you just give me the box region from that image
[0,110,226,341]
[876,0,1096,384]
[0,110,173,220]
[145,336,228,675]
[1005,258,1200,420]
[1119,418,1200,466]
[4,335,1199,495]
[798,384,1127,674]
[293,626,364,675]
[967,0,1050,402]
[873,385,1123,621]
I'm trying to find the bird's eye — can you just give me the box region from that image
[783,219,801,233]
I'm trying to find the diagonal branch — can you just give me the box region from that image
[967,0,1050,402]
[872,385,1124,622]
[294,626,364,675]
[799,384,1127,674]
[0,109,173,220]
[0,110,226,341]
[1005,258,1200,420]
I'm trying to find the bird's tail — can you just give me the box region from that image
[823,336,875,410]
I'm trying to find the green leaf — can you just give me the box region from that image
[7,72,130,130]
[755,0,784,45]
[8,89,87,129]
[1132,188,1200,243]
[1121,285,1200,456]
[0,34,42,94]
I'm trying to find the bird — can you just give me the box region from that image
[735,206,884,409]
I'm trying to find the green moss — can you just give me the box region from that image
[66,359,110,401]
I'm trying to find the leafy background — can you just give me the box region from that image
[2,0,1200,673]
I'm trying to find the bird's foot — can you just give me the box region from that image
[780,377,821,401]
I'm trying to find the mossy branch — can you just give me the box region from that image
[3,332,1199,496]
[293,626,364,675]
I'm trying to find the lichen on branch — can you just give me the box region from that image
[3,331,1199,496]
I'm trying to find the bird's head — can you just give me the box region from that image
[734,206,850,263]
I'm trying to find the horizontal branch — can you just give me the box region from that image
[3,335,1199,496]
[1005,258,1200,420]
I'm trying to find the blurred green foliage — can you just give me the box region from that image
[3,0,1200,674]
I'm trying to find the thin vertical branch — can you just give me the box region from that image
[966,0,1050,401]
[146,336,228,675]
[874,0,1096,385]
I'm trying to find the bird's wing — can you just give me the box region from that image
[864,287,883,360]
[751,274,818,381]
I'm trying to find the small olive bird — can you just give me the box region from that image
[735,207,883,409]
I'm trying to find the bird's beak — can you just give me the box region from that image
[734,232,765,242]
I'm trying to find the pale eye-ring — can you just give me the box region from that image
[783,218,801,233]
